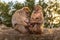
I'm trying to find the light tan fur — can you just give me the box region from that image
[12,7,30,34]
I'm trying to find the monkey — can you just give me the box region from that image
[29,5,44,34]
[12,7,30,34]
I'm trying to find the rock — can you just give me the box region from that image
[0,27,60,40]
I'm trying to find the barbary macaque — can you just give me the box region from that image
[29,5,44,34]
[12,7,30,34]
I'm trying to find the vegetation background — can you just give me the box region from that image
[0,0,60,28]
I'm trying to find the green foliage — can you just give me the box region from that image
[24,0,35,14]
[0,2,12,27]
[39,0,48,8]
[0,0,60,28]
[13,1,24,10]
[39,0,60,28]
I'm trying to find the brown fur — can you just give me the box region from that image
[12,7,30,34]
[29,5,44,34]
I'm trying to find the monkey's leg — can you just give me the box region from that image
[29,24,38,34]
[14,24,29,34]
[32,24,43,34]
[37,24,43,34]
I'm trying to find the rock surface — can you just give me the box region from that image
[0,25,60,40]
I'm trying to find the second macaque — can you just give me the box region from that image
[29,5,44,34]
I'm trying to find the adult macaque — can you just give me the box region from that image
[29,5,44,34]
[12,7,30,34]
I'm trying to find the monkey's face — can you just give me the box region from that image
[30,12,42,24]
[21,7,30,26]
[22,16,29,26]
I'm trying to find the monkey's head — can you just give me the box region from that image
[34,5,42,11]
[19,7,30,26]
[22,7,30,14]
[30,5,43,24]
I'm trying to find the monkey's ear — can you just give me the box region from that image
[34,5,42,10]
[23,7,30,12]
